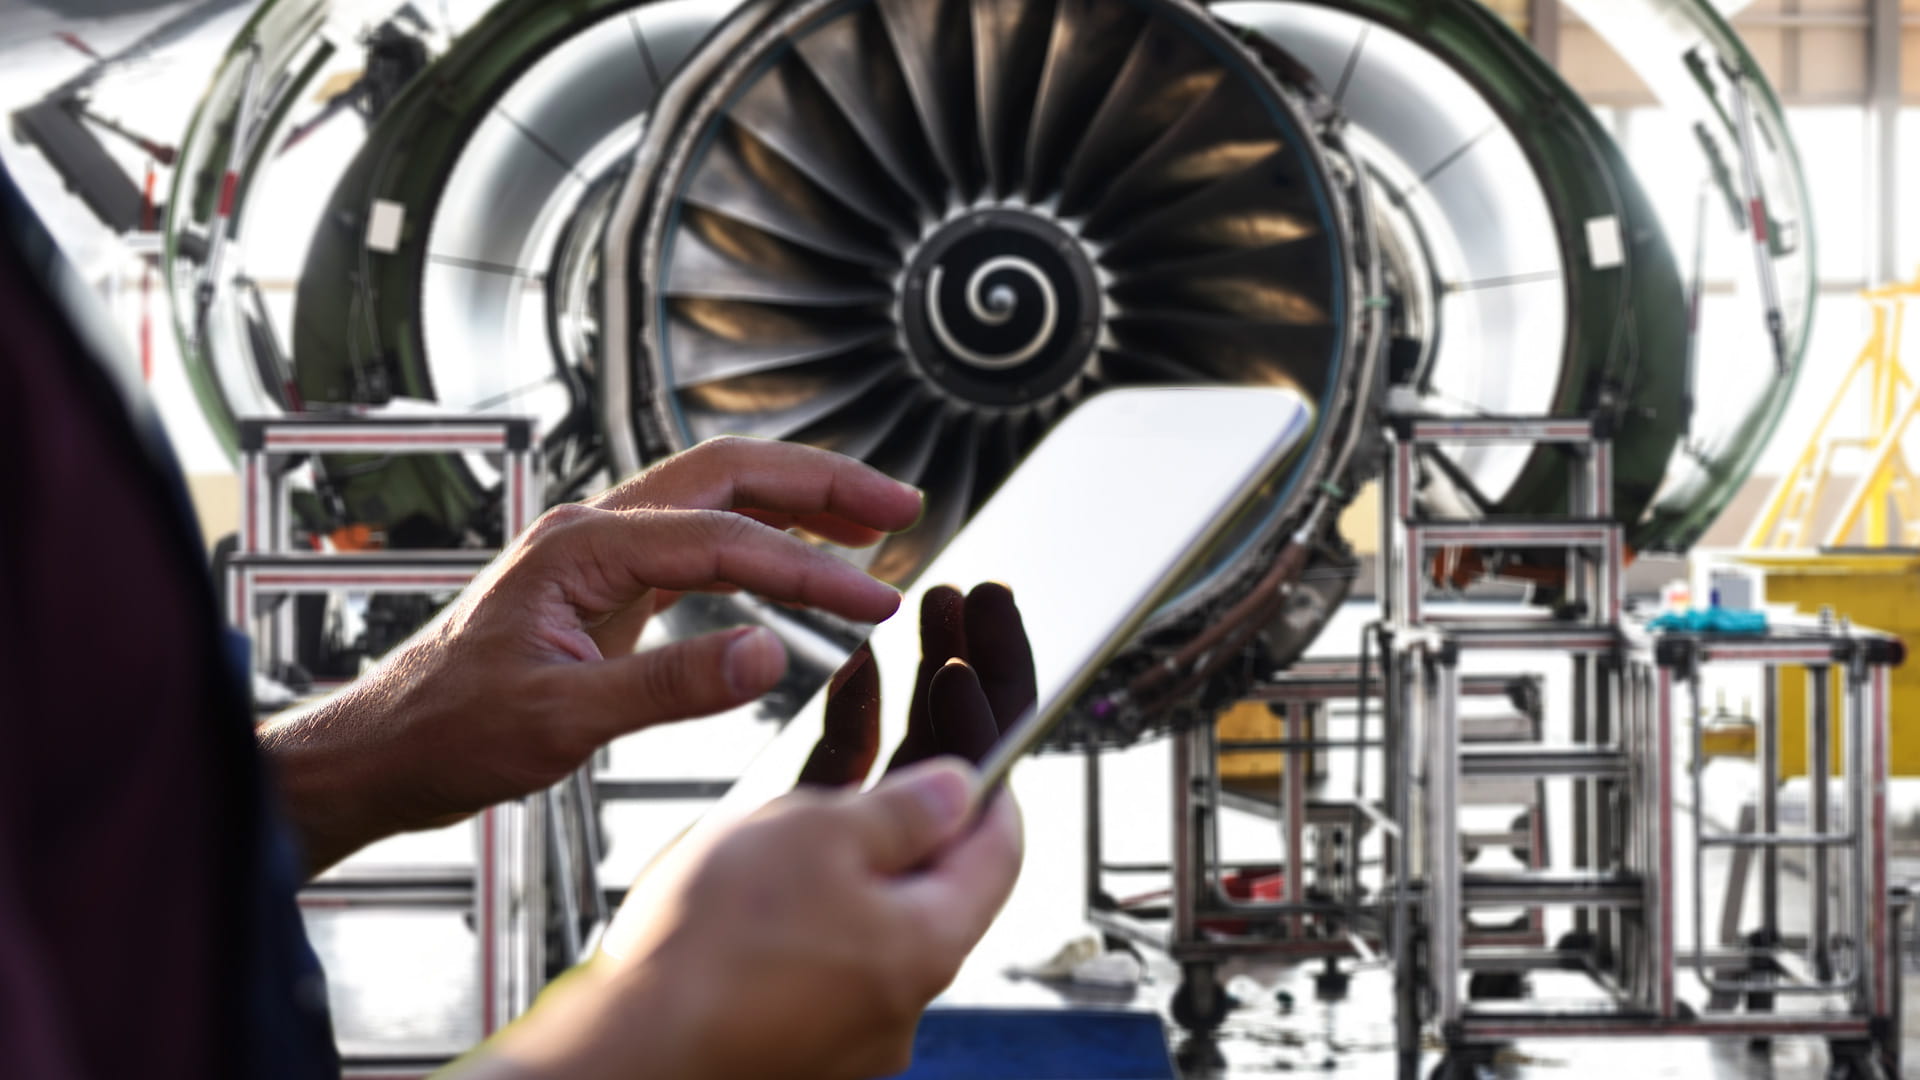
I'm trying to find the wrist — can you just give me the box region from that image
[478,956,720,1080]
[258,673,414,875]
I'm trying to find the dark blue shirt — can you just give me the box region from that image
[0,160,338,1080]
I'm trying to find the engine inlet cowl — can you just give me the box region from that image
[605,0,1375,601]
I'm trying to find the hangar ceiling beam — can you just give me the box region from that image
[1528,0,1561,67]
[1869,0,1900,284]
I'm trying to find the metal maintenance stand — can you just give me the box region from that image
[1084,655,1551,1029]
[229,414,605,1076]
[1083,656,1397,1031]
[1380,416,1906,1080]
[228,414,539,660]
[1081,415,1599,1032]
[1380,414,1633,1080]
[1657,628,1903,1078]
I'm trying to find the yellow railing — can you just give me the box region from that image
[1745,271,1920,550]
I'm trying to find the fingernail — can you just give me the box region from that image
[868,586,904,622]
[723,627,783,697]
[900,483,928,529]
[902,762,972,827]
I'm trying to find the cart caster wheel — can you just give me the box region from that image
[1509,810,1534,863]
[1467,971,1529,1001]
[1825,1047,1888,1080]
[1554,929,1595,953]
[1313,963,1350,1000]
[1170,974,1234,1032]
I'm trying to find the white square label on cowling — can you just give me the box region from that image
[1586,215,1624,270]
[366,199,406,254]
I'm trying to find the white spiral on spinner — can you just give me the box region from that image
[926,255,1059,370]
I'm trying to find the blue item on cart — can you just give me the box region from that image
[1647,607,1769,635]
[890,1008,1176,1079]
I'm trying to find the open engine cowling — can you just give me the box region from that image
[156,0,1812,737]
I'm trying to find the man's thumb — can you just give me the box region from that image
[848,758,978,873]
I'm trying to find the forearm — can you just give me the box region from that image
[433,960,715,1080]
[258,673,420,877]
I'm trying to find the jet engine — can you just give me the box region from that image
[63,0,1811,734]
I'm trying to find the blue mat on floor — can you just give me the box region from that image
[890,1007,1176,1079]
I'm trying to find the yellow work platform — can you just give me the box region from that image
[1736,551,1920,777]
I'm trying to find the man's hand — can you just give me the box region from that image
[260,437,924,874]
[458,759,1022,1080]
[443,587,1035,1080]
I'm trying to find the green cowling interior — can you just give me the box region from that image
[165,0,333,455]
[1297,0,1808,555]
[287,0,670,545]
[1561,0,1813,552]
[1313,0,1691,549]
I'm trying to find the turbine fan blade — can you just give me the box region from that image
[684,125,900,268]
[867,397,949,489]
[1083,72,1289,236]
[1097,148,1321,262]
[970,0,1051,197]
[1098,346,1214,385]
[868,415,981,584]
[875,0,978,197]
[1057,20,1222,217]
[969,411,1028,510]
[1109,310,1337,400]
[1023,0,1147,200]
[1109,239,1332,324]
[728,57,921,237]
[666,212,893,307]
[665,299,892,387]
[794,9,946,214]
[789,375,926,461]
[680,357,894,442]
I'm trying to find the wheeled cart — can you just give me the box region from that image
[1087,414,1910,1079]
[1398,623,1905,1080]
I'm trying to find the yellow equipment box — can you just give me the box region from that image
[1735,551,1918,777]
[1217,700,1289,782]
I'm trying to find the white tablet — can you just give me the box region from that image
[712,385,1316,813]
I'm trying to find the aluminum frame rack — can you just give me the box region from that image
[229,413,601,1075]
[1378,414,1908,1080]
[1380,414,1622,633]
[1084,655,1556,1030]
[1391,629,1668,1080]
[1377,414,1649,1080]
[230,413,541,676]
[1418,626,1906,1080]
[1654,627,1904,1078]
